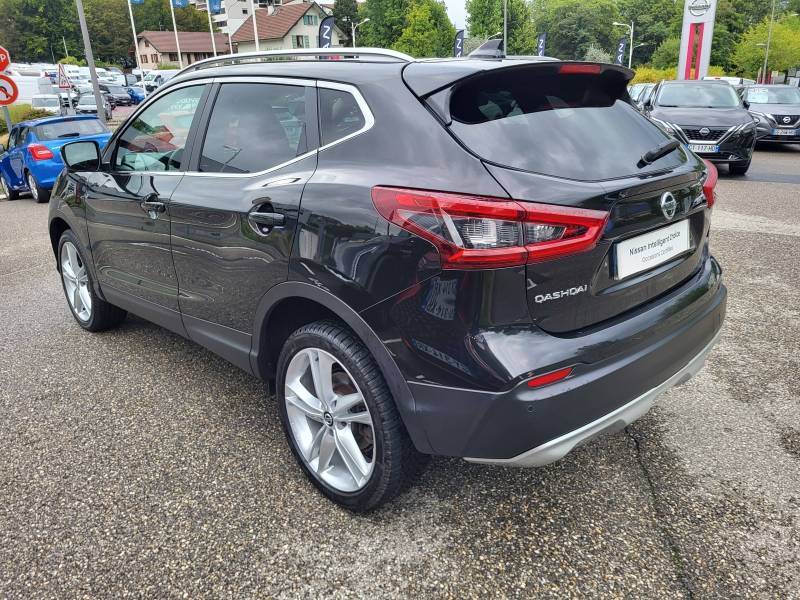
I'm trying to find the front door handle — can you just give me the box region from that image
[141,198,166,219]
[248,211,285,234]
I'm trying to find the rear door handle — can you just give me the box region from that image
[248,211,285,234]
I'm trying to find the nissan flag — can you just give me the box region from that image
[172,0,189,7]
[319,15,335,48]
[130,0,144,4]
[453,30,465,57]
[536,33,546,57]
[209,0,221,12]
[615,37,627,66]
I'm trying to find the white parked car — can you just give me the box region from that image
[30,94,63,115]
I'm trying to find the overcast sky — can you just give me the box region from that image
[444,0,468,32]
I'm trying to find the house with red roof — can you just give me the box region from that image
[131,31,231,68]
[231,1,344,52]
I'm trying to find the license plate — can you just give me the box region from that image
[771,129,798,136]
[687,143,719,153]
[615,220,691,280]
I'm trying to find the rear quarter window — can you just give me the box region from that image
[447,69,687,181]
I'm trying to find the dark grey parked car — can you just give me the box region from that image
[47,49,726,511]
[643,80,757,174]
[740,84,800,144]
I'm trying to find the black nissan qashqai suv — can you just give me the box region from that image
[48,49,726,511]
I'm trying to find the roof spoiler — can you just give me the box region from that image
[469,39,505,59]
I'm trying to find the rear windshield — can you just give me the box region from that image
[745,86,800,105]
[32,97,59,107]
[657,83,740,108]
[36,119,108,140]
[447,69,686,181]
[106,86,127,94]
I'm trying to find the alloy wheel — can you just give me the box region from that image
[27,173,38,201]
[0,177,9,197]
[61,241,92,322]
[284,348,376,492]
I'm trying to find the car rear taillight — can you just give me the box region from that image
[29,144,54,161]
[702,160,718,208]
[371,187,609,269]
[527,367,573,388]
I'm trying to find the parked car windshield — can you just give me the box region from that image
[448,68,686,181]
[106,85,127,94]
[78,97,97,106]
[657,83,740,108]
[745,86,800,105]
[36,119,109,140]
[32,97,60,107]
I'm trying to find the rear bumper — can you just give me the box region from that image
[465,327,722,467]
[405,258,726,461]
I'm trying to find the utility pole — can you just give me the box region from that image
[206,6,218,56]
[128,0,147,98]
[75,0,107,123]
[62,36,69,58]
[250,0,260,51]
[503,0,507,53]
[763,0,777,84]
[169,1,184,68]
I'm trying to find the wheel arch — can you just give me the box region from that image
[251,281,433,454]
[49,216,71,261]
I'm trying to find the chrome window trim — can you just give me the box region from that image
[108,78,214,176]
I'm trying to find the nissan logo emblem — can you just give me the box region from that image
[689,0,711,17]
[660,192,678,220]
[699,127,710,136]
[784,117,792,123]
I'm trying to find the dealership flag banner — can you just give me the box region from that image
[209,0,221,12]
[129,0,144,4]
[615,37,627,66]
[536,33,546,56]
[319,15,334,48]
[453,30,465,57]
[172,0,189,7]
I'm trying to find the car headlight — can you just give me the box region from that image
[749,111,774,125]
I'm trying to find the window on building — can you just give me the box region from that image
[242,7,248,13]
[169,53,179,61]
[141,55,149,63]
[199,82,307,173]
[303,15,319,25]
[217,20,227,27]
[151,54,159,63]
[144,40,150,48]
[292,35,309,48]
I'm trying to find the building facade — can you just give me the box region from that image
[131,31,230,68]
[231,1,343,53]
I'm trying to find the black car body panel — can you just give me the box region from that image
[47,53,726,465]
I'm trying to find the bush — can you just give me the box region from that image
[631,65,726,83]
[0,106,54,135]
[584,44,613,64]
[651,37,681,70]
[158,64,180,70]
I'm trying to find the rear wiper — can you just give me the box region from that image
[658,104,679,107]
[58,132,80,138]
[638,139,680,168]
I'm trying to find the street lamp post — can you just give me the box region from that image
[762,0,777,83]
[612,21,634,69]
[350,18,370,48]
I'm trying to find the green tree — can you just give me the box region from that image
[651,36,680,69]
[584,43,612,63]
[617,0,677,67]
[532,0,621,60]
[465,0,536,55]
[393,0,455,57]
[359,0,412,48]
[84,0,131,63]
[732,19,800,77]
[132,0,212,34]
[333,0,360,45]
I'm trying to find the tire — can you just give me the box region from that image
[26,171,50,203]
[58,229,127,331]
[729,159,751,175]
[276,320,429,512]
[1,174,19,200]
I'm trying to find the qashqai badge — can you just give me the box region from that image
[699,127,710,136]
[660,191,678,220]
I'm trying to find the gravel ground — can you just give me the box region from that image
[1,146,799,599]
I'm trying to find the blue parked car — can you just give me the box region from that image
[125,86,146,105]
[0,115,111,203]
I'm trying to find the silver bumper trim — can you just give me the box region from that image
[464,328,723,468]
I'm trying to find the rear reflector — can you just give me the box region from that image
[371,187,609,269]
[28,143,54,161]
[559,63,602,75]
[702,160,718,208]
[528,367,573,388]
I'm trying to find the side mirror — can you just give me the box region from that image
[61,140,101,171]
[0,143,5,154]
[743,99,750,109]
[644,99,652,109]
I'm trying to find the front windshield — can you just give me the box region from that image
[657,83,740,108]
[32,97,59,107]
[144,74,156,81]
[746,86,800,105]
[78,97,96,106]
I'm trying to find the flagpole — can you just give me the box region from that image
[128,0,147,98]
[250,0,260,52]
[207,6,218,57]
[170,1,184,68]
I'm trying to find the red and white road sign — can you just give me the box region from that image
[0,45,10,72]
[0,75,19,106]
[57,63,71,89]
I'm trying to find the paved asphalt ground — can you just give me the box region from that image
[1,145,799,599]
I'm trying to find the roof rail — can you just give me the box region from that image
[178,48,414,75]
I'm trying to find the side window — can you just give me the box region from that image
[199,83,306,174]
[7,128,19,148]
[114,85,204,172]
[319,87,366,146]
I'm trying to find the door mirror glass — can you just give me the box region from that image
[114,85,204,173]
[0,144,5,154]
[61,140,101,171]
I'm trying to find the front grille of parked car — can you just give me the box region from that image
[682,128,727,141]
[772,115,800,127]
